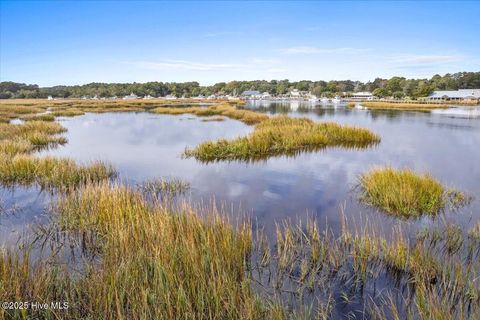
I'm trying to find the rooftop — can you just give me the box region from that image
[429,89,480,99]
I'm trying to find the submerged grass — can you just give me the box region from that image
[185,116,380,162]
[358,167,469,217]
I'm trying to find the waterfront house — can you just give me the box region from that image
[290,89,301,97]
[123,93,139,100]
[427,89,480,102]
[241,90,261,98]
[261,92,271,99]
[350,92,374,101]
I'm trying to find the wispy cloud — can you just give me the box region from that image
[130,60,245,71]
[392,54,463,64]
[278,46,370,55]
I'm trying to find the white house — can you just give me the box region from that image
[261,92,271,99]
[290,89,301,97]
[241,90,261,98]
[350,92,374,101]
[47,95,53,100]
[123,93,139,100]
[427,89,480,101]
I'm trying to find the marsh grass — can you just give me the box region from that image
[51,109,85,117]
[358,167,468,217]
[152,103,267,125]
[185,116,380,162]
[1,182,479,319]
[0,121,67,155]
[360,101,449,111]
[1,183,272,320]
[137,177,191,198]
[202,116,225,122]
[254,215,480,319]
[20,113,56,122]
[0,155,116,189]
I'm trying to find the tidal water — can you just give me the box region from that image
[1,102,479,245]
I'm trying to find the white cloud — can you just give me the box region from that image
[278,46,370,55]
[130,60,245,71]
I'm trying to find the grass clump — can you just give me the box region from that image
[0,120,68,155]
[185,116,380,162]
[202,116,225,122]
[0,154,116,190]
[358,167,468,217]
[51,109,85,117]
[137,177,191,198]
[20,113,56,122]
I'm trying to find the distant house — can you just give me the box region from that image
[290,89,301,97]
[165,94,177,100]
[47,95,53,100]
[241,90,261,98]
[143,95,154,100]
[351,92,374,101]
[427,89,480,101]
[261,92,271,99]
[123,93,139,100]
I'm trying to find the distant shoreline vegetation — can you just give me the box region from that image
[1,71,479,99]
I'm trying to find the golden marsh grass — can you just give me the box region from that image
[185,116,380,162]
[358,167,469,217]
[0,154,116,189]
[1,187,478,319]
[152,103,267,125]
[359,101,450,111]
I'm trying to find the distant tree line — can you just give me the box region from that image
[1,72,479,99]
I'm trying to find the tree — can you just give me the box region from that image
[373,88,389,98]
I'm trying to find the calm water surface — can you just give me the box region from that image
[1,102,480,245]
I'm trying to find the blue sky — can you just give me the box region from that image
[1,1,479,86]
